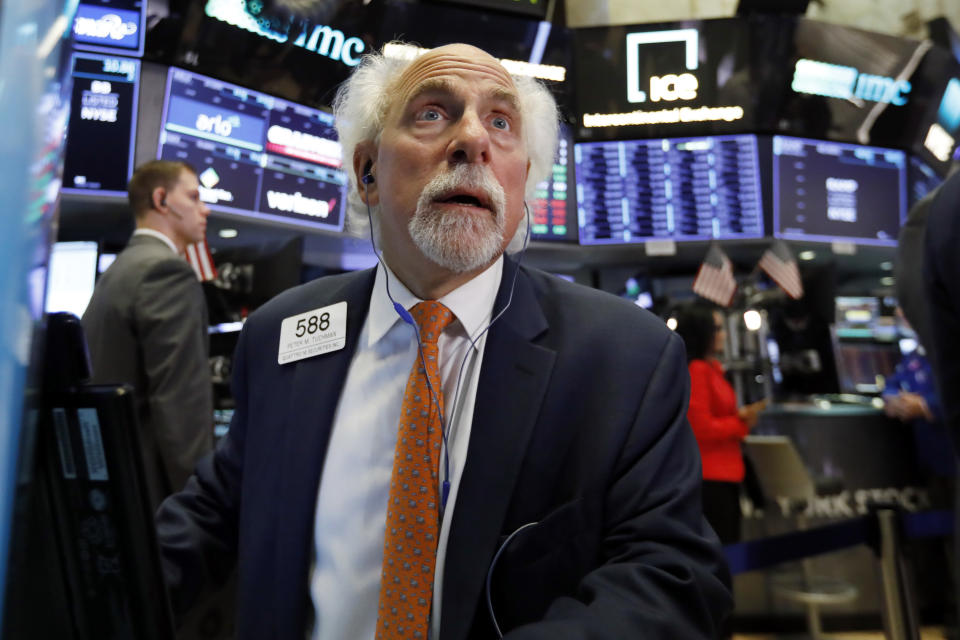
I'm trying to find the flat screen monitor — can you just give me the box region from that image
[61,53,139,196]
[834,295,879,337]
[575,133,763,245]
[158,67,346,232]
[44,242,99,318]
[773,135,906,246]
[907,155,943,208]
[833,339,900,395]
[530,124,576,242]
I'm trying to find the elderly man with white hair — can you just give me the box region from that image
[157,42,731,640]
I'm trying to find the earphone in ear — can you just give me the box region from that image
[361,161,374,185]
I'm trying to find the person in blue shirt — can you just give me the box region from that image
[883,310,956,486]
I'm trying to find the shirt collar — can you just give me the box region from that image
[132,228,179,255]
[366,256,504,349]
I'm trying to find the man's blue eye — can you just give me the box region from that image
[421,109,441,121]
[492,116,509,130]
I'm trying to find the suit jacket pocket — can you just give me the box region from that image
[498,497,585,567]
[492,498,595,630]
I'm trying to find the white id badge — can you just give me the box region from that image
[277,301,347,364]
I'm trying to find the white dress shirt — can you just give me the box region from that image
[309,257,504,640]
[132,228,179,254]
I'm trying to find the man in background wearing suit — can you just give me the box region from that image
[157,43,730,639]
[82,160,213,511]
[922,166,960,636]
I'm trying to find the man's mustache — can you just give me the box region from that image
[418,165,506,219]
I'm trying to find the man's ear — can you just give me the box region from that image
[151,186,167,211]
[354,143,378,205]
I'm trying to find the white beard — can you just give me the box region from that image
[408,164,507,274]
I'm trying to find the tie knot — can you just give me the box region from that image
[410,301,455,344]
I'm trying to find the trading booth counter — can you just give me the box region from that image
[734,402,942,630]
[754,401,923,501]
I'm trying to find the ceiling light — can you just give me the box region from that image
[799,250,816,261]
[218,228,238,239]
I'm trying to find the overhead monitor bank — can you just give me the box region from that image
[157,67,347,233]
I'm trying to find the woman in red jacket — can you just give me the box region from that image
[674,303,765,544]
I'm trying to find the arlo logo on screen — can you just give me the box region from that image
[265,191,330,218]
[791,59,910,106]
[196,113,240,138]
[826,177,859,223]
[625,29,700,104]
[74,13,138,41]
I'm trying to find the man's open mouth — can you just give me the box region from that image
[436,191,490,210]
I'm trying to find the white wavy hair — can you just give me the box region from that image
[332,42,560,253]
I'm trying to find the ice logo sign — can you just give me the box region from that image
[625,29,700,104]
[74,13,138,41]
[196,113,240,138]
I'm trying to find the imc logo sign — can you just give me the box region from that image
[625,28,700,104]
[791,59,911,106]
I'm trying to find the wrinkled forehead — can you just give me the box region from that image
[386,46,518,116]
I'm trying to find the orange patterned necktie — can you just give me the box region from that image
[376,301,456,640]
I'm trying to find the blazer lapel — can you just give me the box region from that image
[440,258,556,640]
[272,269,376,638]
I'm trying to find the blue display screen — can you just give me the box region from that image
[575,134,763,244]
[71,0,145,56]
[773,135,905,246]
[158,68,346,232]
[62,52,139,196]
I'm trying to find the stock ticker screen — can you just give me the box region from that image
[773,135,905,246]
[574,134,763,245]
[158,68,346,232]
[530,125,575,242]
[62,53,139,196]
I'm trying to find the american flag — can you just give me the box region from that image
[185,239,217,282]
[758,240,803,299]
[693,244,737,307]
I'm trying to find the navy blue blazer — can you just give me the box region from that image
[157,256,732,639]
[924,170,960,446]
